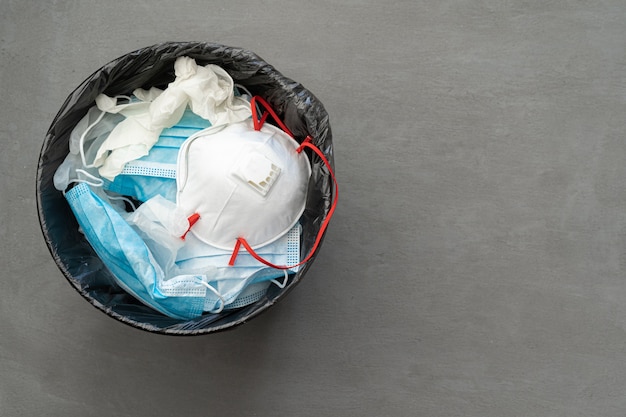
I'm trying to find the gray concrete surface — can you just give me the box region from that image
[3,0,626,415]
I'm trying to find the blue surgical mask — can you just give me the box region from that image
[204,268,292,312]
[223,281,272,310]
[102,108,212,202]
[61,95,307,318]
[176,224,301,311]
[65,182,209,320]
[119,192,300,313]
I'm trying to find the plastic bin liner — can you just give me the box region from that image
[36,42,335,335]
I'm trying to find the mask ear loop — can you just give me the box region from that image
[78,109,107,168]
[234,83,254,98]
[63,169,105,196]
[228,135,338,270]
[65,170,137,212]
[107,195,137,212]
[271,270,290,289]
[196,279,226,314]
[79,95,133,168]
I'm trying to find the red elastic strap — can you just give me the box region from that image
[228,140,338,269]
[180,213,201,240]
[228,239,243,266]
[296,136,313,153]
[250,96,295,137]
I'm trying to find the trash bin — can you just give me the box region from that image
[36,42,336,335]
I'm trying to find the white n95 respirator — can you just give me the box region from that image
[176,96,312,256]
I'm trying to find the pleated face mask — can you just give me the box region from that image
[104,107,212,202]
[176,97,312,252]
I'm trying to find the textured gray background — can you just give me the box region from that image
[3,0,626,416]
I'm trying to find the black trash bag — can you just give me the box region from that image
[36,42,335,335]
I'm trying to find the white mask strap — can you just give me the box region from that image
[234,83,253,97]
[196,279,225,314]
[65,169,136,212]
[78,109,107,168]
[63,169,104,195]
[270,270,289,289]
[79,95,133,168]
[107,195,137,212]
